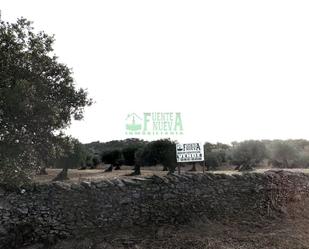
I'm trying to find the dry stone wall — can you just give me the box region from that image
[0,170,309,248]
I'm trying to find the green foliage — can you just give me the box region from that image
[84,139,146,155]
[269,140,298,168]
[122,145,143,166]
[134,148,144,167]
[92,156,101,168]
[294,149,309,168]
[0,18,91,185]
[54,137,87,170]
[85,139,146,168]
[203,142,230,170]
[230,140,267,171]
[52,137,87,181]
[101,150,122,166]
[205,149,225,170]
[85,155,93,167]
[135,139,177,172]
[204,142,216,153]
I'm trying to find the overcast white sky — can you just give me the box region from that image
[2,1,309,144]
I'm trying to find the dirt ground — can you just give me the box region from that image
[35,216,309,249]
[34,165,309,183]
[34,166,166,183]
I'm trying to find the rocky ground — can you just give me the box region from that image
[26,169,309,249]
[34,167,309,183]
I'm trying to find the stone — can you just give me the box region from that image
[52,181,71,191]
[80,181,92,189]
[122,179,140,186]
[0,172,308,248]
[17,206,29,214]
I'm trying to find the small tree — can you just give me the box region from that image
[134,139,177,173]
[204,142,230,171]
[91,156,101,169]
[101,150,122,172]
[270,141,298,168]
[205,149,225,170]
[122,145,143,166]
[37,141,59,175]
[53,137,87,181]
[85,155,93,168]
[128,148,144,176]
[230,140,267,171]
[294,150,309,168]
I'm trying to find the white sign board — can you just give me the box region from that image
[176,142,204,163]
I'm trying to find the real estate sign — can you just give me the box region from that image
[176,142,204,163]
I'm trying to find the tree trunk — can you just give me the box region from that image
[53,167,69,181]
[114,164,121,170]
[134,164,141,175]
[167,167,176,175]
[283,159,289,168]
[162,165,168,171]
[167,164,176,174]
[131,164,141,176]
[104,164,113,172]
[38,167,48,175]
[205,161,210,171]
[189,163,197,171]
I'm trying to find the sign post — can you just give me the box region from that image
[176,142,205,173]
[177,163,181,174]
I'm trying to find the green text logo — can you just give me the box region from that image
[125,112,183,136]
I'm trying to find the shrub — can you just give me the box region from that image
[269,141,298,168]
[91,156,101,168]
[101,150,122,166]
[230,140,267,171]
[135,139,177,173]
[205,149,225,170]
[122,145,143,166]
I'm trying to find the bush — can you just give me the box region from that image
[101,150,122,166]
[293,151,309,168]
[205,149,225,170]
[135,139,177,172]
[91,156,101,168]
[53,137,87,181]
[230,140,267,171]
[203,142,230,170]
[269,141,298,168]
[122,146,143,166]
[85,155,93,168]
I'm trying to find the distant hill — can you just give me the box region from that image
[84,138,148,155]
